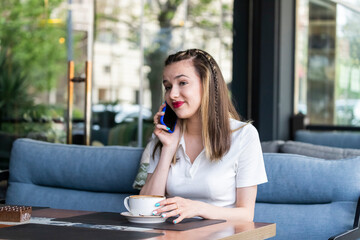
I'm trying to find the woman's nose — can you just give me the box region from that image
[169,86,179,99]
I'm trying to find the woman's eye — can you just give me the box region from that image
[180,81,187,86]
[164,86,171,91]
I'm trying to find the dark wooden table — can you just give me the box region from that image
[0,208,276,240]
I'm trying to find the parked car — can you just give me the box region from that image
[72,104,152,145]
[92,103,152,129]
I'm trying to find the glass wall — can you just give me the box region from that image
[294,0,360,126]
[0,0,234,169]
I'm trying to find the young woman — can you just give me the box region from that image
[140,49,267,224]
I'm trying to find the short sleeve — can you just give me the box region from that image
[147,135,161,174]
[234,124,268,188]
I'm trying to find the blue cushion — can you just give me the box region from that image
[255,201,356,240]
[9,139,143,193]
[295,130,360,149]
[258,153,360,204]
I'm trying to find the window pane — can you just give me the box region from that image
[0,1,67,169]
[295,0,360,126]
[335,1,360,126]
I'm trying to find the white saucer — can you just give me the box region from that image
[0,220,29,225]
[120,212,166,224]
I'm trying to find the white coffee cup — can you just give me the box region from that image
[124,195,165,216]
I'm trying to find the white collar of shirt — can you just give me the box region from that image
[178,133,186,150]
[177,133,205,166]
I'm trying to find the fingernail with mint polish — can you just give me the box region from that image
[173,220,177,224]
[152,211,157,215]
[155,203,160,207]
[167,127,170,131]
[161,213,166,218]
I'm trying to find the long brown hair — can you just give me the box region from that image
[153,49,241,162]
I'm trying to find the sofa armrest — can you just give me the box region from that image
[329,228,360,240]
[328,197,360,240]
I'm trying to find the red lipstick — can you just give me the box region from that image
[172,101,184,109]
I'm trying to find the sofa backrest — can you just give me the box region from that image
[262,139,360,160]
[6,139,143,212]
[9,138,143,193]
[280,140,360,160]
[257,153,360,204]
[295,130,360,149]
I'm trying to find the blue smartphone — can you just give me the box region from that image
[160,102,177,133]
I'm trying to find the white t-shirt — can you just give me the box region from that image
[147,119,267,207]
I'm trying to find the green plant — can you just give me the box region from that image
[0,103,66,143]
[0,48,34,128]
[0,48,65,142]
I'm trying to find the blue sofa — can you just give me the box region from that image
[7,138,142,213]
[6,138,360,240]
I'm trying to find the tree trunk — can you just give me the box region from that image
[145,1,183,115]
[146,31,172,115]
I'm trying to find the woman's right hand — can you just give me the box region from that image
[153,103,181,150]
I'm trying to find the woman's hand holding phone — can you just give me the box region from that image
[153,103,181,150]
